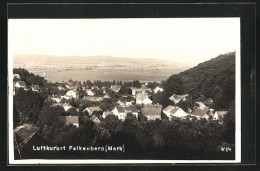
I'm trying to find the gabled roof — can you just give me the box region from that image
[125,106,138,113]
[90,115,101,124]
[141,108,162,116]
[141,87,152,92]
[84,106,102,113]
[163,105,181,115]
[136,93,149,101]
[62,104,73,111]
[192,108,209,117]
[192,102,209,117]
[130,87,142,91]
[13,74,20,79]
[103,93,110,98]
[163,105,174,112]
[111,85,122,92]
[116,106,125,113]
[169,106,181,114]
[169,94,189,104]
[115,105,138,113]
[83,96,103,102]
[103,111,113,117]
[14,124,39,143]
[116,100,125,106]
[18,131,48,153]
[215,111,228,117]
[86,89,95,93]
[119,96,134,103]
[59,116,79,125]
[15,81,26,87]
[143,104,162,109]
[32,85,40,91]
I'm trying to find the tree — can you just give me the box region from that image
[163,75,184,95]
[14,90,44,124]
[138,114,147,123]
[38,106,65,127]
[221,100,235,144]
[119,85,132,95]
[66,107,79,116]
[13,68,46,87]
[100,115,121,135]
[147,82,160,89]
[133,80,142,88]
[13,103,20,127]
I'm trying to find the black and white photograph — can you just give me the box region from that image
[8,18,241,164]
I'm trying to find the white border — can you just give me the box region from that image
[8,18,241,164]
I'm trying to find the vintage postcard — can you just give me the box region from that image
[8,18,241,164]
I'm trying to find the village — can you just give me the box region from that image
[13,72,228,129]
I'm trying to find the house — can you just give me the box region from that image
[141,87,152,94]
[163,105,189,120]
[90,115,101,124]
[86,89,95,96]
[136,93,152,105]
[59,115,79,127]
[91,85,100,90]
[101,86,108,94]
[67,80,75,86]
[103,93,111,99]
[213,111,228,120]
[169,94,189,104]
[191,102,209,120]
[14,81,26,88]
[141,104,162,120]
[112,106,138,120]
[65,84,71,89]
[51,94,61,103]
[204,98,214,105]
[208,108,215,117]
[62,103,74,112]
[102,111,113,118]
[83,96,104,102]
[83,106,102,116]
[16,131,48,159]
[130,87,143,96]
[153,86,163,94]
[66,90,77,98]
[14,124,40,144]
[61,90,79,99]
[130,87,152,96]
[13,74,21,80]
[116,100,125,107]
[116,97,134,107]
[111,85,122,92]
[31,85,40,92]
[57,86,65,91]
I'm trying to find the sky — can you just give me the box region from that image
[8,18,240,63]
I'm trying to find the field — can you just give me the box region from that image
[14,64,184,82]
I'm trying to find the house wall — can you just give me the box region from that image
[142,98,152,105]
[87,108,93,116]
[147,114,161,120]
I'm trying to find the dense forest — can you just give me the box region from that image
[162,52,235,110]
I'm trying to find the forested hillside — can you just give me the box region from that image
[163,52,235,110]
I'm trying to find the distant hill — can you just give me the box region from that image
[13,54,194,69]
[163,52,235,110]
